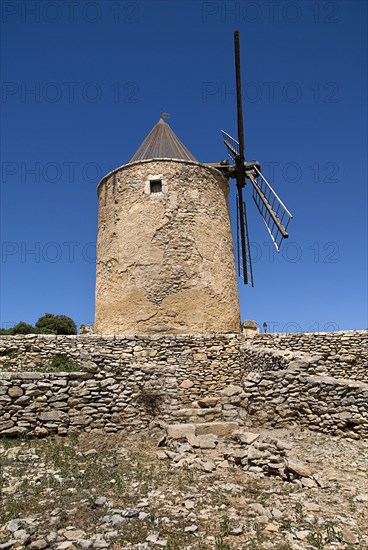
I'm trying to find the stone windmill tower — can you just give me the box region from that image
[94,116,240,335]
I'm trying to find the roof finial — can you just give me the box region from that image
[161,112,170,121]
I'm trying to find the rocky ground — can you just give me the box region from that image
[1,424,367,550]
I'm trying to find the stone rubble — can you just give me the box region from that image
[163,424,321,488]
[2,425,366,549]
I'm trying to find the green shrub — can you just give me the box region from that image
[1,313,77,336]
[45,354,80,372]
[35,313,77,335]
[11,322,37,335]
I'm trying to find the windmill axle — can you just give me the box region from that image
[206,160,261,184]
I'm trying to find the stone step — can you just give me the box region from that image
[167,421,239,440]
[172,407,221,418]
[195,421,239,436]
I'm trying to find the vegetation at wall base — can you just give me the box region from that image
[45,354,80,373]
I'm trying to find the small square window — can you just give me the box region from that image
[150,179,162,194]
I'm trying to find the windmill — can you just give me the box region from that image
[207,31,293,286]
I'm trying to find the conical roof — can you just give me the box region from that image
[128,117,198,163]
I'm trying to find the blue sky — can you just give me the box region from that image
[1,0,367,332]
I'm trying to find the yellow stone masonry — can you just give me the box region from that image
[94,159,240,335]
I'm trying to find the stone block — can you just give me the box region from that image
[220,385,242,397]
[0,420,14,431]
[167,423,196,439]
[195,422,239,437]
[1,426,27,436]
[8,386,24,397]
[69,414,91,426]
[235,431,260,445]
[180,379,194,389]
[197,397,219,408]
[83,361,99,373]
[232,449,248,463]
[198,434,218,449]
[193,353,207,361]
[186,433,218,449]
[32,426,49,437]
[285,457,311,478]
[186,433,200,447]
[40,411,64,422]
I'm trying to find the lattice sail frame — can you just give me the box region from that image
[249,166,293,252]
[213,31,293,285]
[221,130,293,254]
[221,130,239,161]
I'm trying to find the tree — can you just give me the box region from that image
[35,313,77,335]
[11,322,36,334]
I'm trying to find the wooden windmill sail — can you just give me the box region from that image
[207,31,293,285]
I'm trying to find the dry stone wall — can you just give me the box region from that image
[253,331,368,382]
[0,334,247,379]
[0,334,248,437]
[243,362,368,436]
[0,331,367,438]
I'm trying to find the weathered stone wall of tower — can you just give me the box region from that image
[94,159,240,335]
